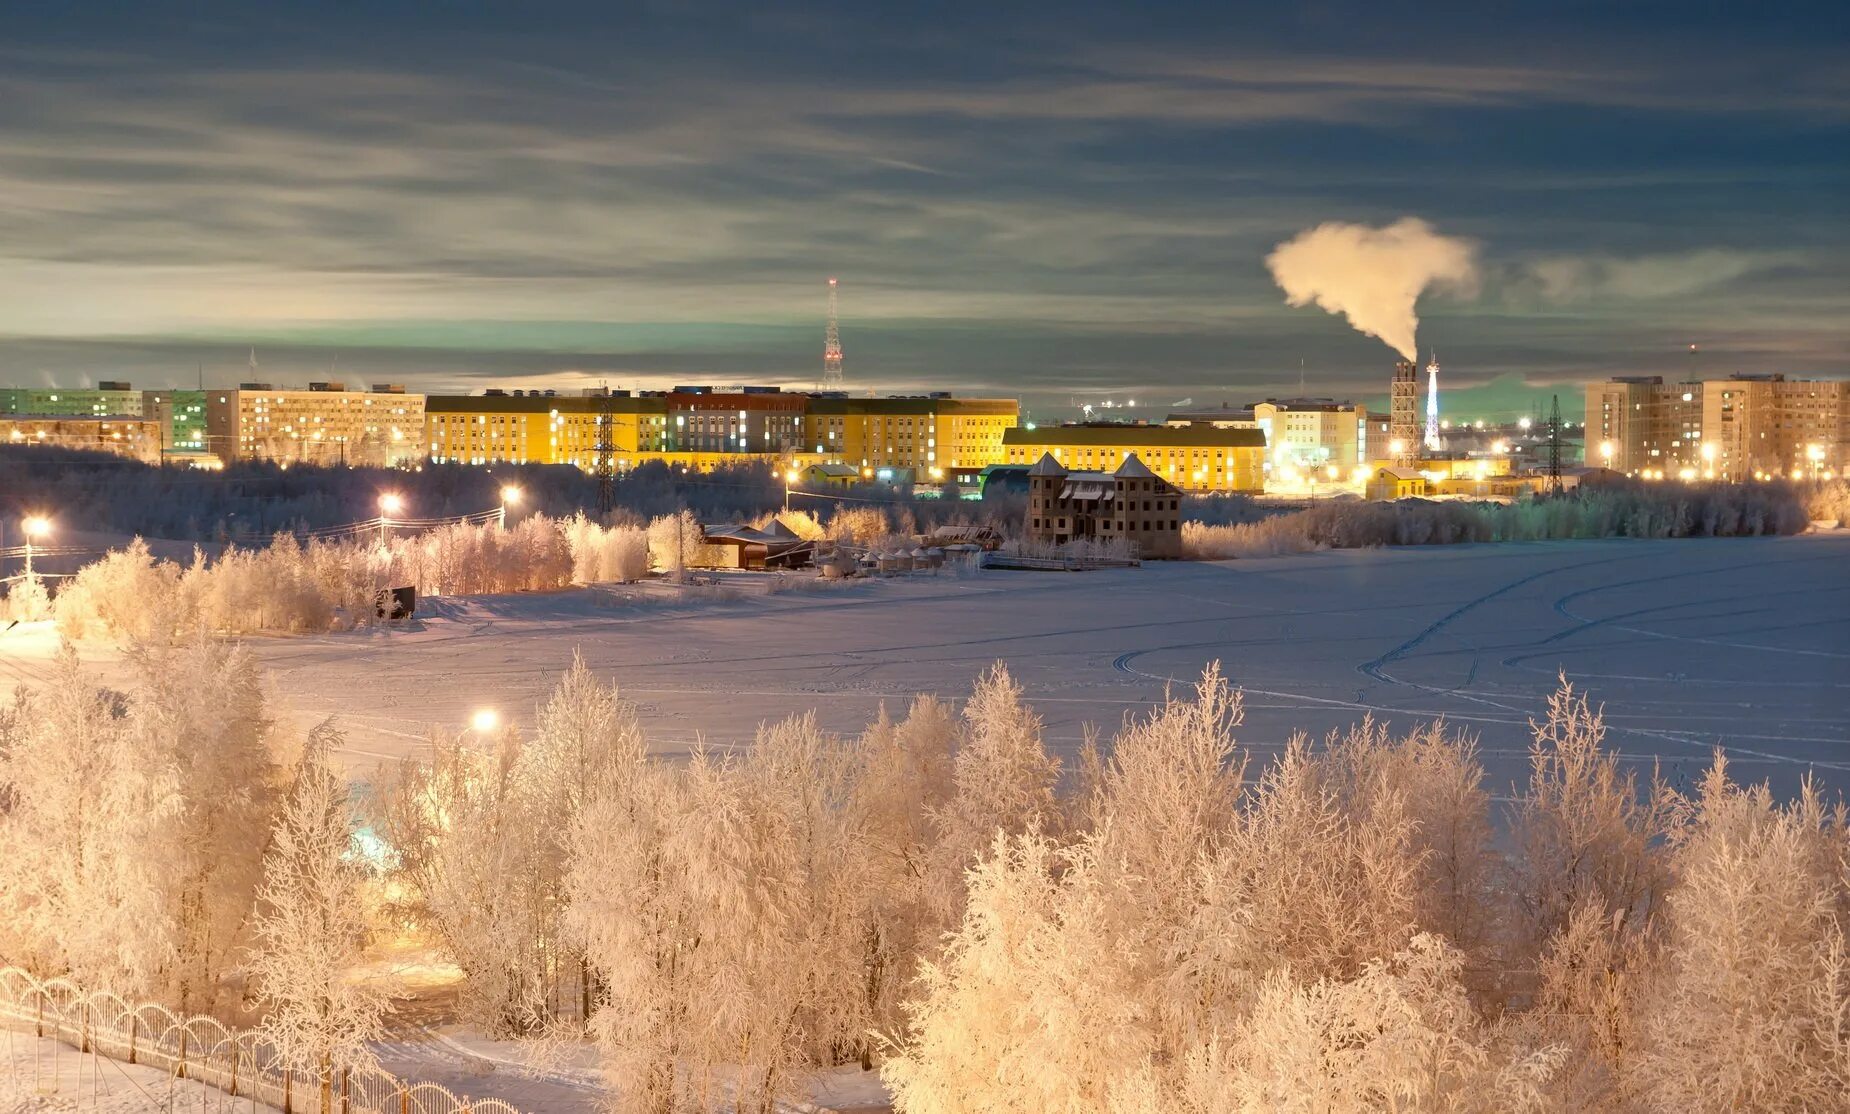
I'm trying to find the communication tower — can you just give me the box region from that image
[1423,353,1441,451]
[821,278,844,391]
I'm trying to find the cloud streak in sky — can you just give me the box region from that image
[0,4,1844,410]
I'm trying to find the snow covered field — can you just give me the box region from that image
[0,1032,278,1114]
[11,534,1835,799]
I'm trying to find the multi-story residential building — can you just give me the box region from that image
[1586,374,1847,480]
[141,388,209,456]
[0,415,163,463]
[803,395,1019,480]
[1001,423,1266,493]
[205,382,425,466]
[426,390,669,467]
[1,382,144,418]
[1251,398,1370,478]
[1169,398,1369,482]
[665,387,807,455]
[1024,452,1182,558]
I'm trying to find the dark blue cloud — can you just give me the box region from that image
[0,1,1843,416]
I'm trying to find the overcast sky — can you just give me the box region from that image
[1,2,1844,417]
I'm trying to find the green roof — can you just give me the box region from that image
[1003,424,1266,448]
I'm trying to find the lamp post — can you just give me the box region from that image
[378,493,403,547]
[783,469,798,514]
[21,516,50,578]
[499,485,522,528]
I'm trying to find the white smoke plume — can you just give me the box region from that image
[1266,217,1478,361]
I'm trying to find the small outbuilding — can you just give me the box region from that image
[700,521,814,570]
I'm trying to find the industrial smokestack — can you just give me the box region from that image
[1266,217,1477,361]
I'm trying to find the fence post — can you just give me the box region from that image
[34,996,42,1039]
[284,1067,293,1114]
[128,1013,138,1064]
[398,1083,408,1114]
[340,1067,350,1114]
[179,1027,188,1080]
[230,1045,239,1096]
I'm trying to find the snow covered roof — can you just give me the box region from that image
[1027,452,1067,476]
[806,463,860,477]
[1058,477,1116,502]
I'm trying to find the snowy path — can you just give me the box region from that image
[6,535,1846,797]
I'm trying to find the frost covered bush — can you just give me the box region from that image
[46,514,667,644]
[563,514,651,583]
[1181,480,1807,559]
[1,570,52,623]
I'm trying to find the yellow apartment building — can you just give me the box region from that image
[425,391,668,467]
[205,383,425,466]
[803,396,1018,481]
[1001,423,1266,493]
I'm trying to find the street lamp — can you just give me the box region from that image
[1700,441,1718,480]
[470,709,500,734]
[20,516,50,578]
[500,484,522,527]
[1599,441,1614,465]
[1807,443,1825,481]
[783,469,799,513]
[378,493,404,546]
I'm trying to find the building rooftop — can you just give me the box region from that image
[1005,424,1266,448]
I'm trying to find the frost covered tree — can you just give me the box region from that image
[248,722,387,1087]
[1633,756,1850,1109]
[1174,935,1563,1114]
[130,639,278,1011]
[0,648,179,992]
[377,654,646,1034]
[930,664,1060,921]
[1508,678,1678,989]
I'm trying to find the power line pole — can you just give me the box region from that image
[595,384,616,515]
[1546,394,1564,496]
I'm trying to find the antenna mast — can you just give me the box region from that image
[1423,351,1441,451]
[821,278,844,391]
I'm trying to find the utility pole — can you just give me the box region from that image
[594,384,616,516]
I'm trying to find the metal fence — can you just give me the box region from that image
[0,968,527,1114]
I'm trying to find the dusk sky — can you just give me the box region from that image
[2,2,1844,417]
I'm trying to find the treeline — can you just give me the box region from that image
[6,650,1843,1110]
[1182,479,1822,559]
[0,446,1022,545]
[394,665,1850,1111]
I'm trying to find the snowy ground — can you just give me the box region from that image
[0,1032,278,1114]
[4,535,1847,800]
[5,533,1846,1114]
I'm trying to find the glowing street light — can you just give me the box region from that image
[470,709,500,733]
[378,493,404,546]
[1599,441,1614,463]
[499,484,522,528]
[1518,417,1532,431]
[20,516,50,578]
